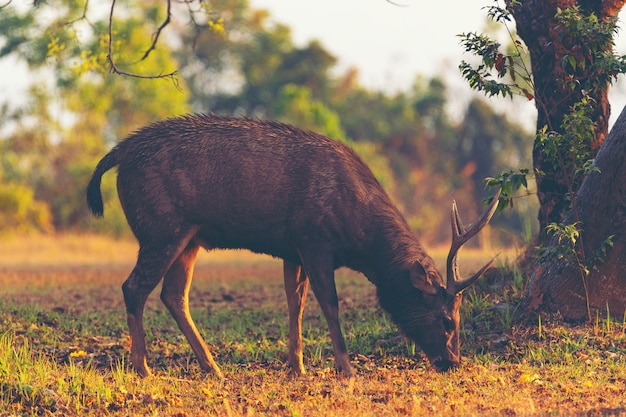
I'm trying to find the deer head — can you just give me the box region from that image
[393,191,500,372]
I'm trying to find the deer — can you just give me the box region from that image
[86,114,499,378]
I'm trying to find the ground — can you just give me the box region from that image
[0,234,625,416]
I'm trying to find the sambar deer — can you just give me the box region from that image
[86,114,499,378]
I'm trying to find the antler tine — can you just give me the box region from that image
[446,190,501,294]
[447,200,463,290]
[451,200,465,239]
[455,253,500,293]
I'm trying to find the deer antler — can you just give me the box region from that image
[446,190,501,295]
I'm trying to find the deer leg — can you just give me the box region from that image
[283,260,309,375]
[298,249,355,377]
[160,243,223,378]
[122,232,196,377]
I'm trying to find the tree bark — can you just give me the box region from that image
[508,0,623,240]
[523,106,626,320]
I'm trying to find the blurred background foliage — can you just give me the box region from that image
[0,0,536,246]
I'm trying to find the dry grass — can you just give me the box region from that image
[0,233,138,267]
[1,234,625,416]
[0,233,285,267]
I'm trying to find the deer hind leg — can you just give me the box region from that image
[122,230,197,377]
[283,260,309,375]
[160,242,223,378]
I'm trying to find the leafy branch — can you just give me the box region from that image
[458,1,534,100]
[59,0,227,83]
[537,221,590,317]
[485,168,532,211]
[536,221,614,320]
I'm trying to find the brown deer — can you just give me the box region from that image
[86,114,499,378]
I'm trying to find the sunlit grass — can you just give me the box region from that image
[0,234,624,415]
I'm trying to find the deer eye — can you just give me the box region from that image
[443,316,455,333]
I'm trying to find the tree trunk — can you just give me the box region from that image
[522,106,626,320]
[508,0,623,241]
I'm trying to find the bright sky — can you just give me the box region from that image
[249,0,491,92]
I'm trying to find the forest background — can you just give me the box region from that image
[0,0,595,246]
[3,2,626,414]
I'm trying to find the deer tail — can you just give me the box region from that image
[86,148,119,217]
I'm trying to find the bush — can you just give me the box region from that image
[0,182,52,233]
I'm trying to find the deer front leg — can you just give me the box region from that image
[298,248,355,377]
[283,260,309,375]
[161,243,223,378]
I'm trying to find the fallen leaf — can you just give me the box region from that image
[69,350,87,358]
[517,373,541,384]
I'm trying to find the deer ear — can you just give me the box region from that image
[409,261,439,295]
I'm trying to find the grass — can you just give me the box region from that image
[1,234,625,416]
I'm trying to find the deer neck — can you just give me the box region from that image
[362,216,427,287]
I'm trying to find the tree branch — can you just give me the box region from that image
[185,0,204,50]
[107,0,179,83]
[140,0,172,61]
[65,0,91,26]
[385,0,409,6]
